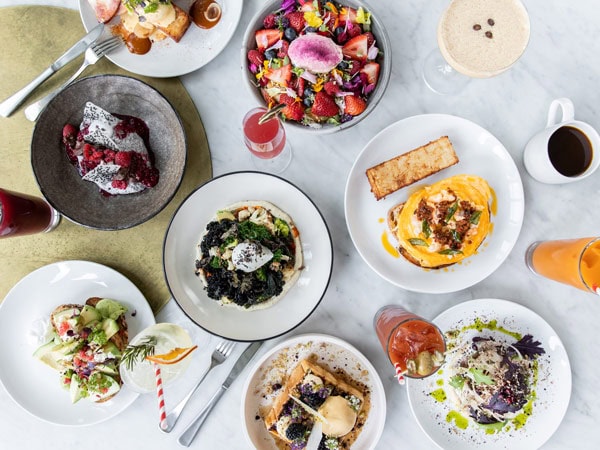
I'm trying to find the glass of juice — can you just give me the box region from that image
[242,107,292,174]
[525,237,600,294]
[374,305,446,380]
[423,0,530,95]
[0,188,60,238]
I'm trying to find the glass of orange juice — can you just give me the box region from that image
[525,237,600,294]
[374,305,446,381]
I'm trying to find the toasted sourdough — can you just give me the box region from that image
[50,298,128,403]
[366,136,459,200]
[156,3,191,42]
[265,359,364,444]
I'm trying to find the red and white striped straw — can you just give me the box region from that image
[394,362,406,385]
[153,362,168,430]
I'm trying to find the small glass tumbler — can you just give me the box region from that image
[0,188,60,238]
[242,107,292,174]
[525,237,600,294]
[374,305,446,382]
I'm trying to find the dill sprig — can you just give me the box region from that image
[121,336,157,371]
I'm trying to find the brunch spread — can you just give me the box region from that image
[194,201,303,310]
[431,319,546,434]
[387,174,493,268]
[33,298,128,403]
[62,102,159,195]
[87,0,222,54]
[265,359,368,450]
[246,0,383,127]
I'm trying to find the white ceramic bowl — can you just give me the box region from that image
[241,0,391,134]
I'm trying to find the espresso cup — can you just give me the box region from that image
[523,98,600,184]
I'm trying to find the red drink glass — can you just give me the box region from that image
[242,107,292,173]
[0,188,60,238]
[374,305,446,379]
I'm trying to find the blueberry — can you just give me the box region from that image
[305,26,317,33]
[284,27,297,41]
[303,97,313,107]
[264,49,277,60]
[304,87,314,97]
[337,60,350,70]
[334,26,345,36]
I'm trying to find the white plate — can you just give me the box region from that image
[241,333,386,450]
[406,299,571,450]
[344,114,524,293]
[79,0,243,77]
[163,171,333,341]
[0,261,156,426]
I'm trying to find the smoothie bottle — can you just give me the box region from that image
[0,188,60,238]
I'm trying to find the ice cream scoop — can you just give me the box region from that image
[317,395,357,437]
[288,34,343,73]
[231,241,274,272]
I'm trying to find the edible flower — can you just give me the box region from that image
[356,7,371,25]
[304,11,323,28]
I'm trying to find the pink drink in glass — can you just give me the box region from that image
[243,108,286,159]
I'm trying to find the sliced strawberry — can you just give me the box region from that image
[344,95,367,116]
[360,62,380,85]
[255,29,283,51]
[295,77,306,97]
[342,34,369,61]
[311,91,339,117]
[279,93,296,105]
[247,49,264,67]
[339,6,358,24]
[265,64,292,86]
[286,11,305,32]
[87,0,120,24]
[277,40,289,58]
[281,102,305,122]
[324,81,340,96]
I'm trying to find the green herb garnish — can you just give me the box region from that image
[449,375,465,389]
[469,368,495,385]
[438,248,463,255]
[238,221,272,241]
[470,210,482,225]
[121,336,157,371]
[409,238,428,246]
[421,220,431,238]
[445,201,459,222]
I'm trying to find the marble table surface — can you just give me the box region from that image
[1,1,599,449]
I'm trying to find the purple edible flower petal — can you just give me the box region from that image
[281,0,296,14]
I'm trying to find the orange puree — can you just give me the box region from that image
[530,237,600,292]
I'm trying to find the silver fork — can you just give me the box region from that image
[161,340,236,433]
[24,36,122,122]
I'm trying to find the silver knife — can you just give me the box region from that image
[178,341,263,447]
[0,23,104,118]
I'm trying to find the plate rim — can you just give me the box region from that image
[78,0,244,78]
[405,298,572,449]
[0,259,156,426]
[239,332,387,450]
[344,113,525,293]
[162,170,334,342]
[30,73,187,231]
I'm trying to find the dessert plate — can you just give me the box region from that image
[241,333,386,450]
[163,171,333,341]
[31,74,186,230]
[345,114,524,293]
[406,299,571,449]
[0,260,155,426]
[79,0,243,77]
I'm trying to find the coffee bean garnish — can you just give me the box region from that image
[485,31,493,39]
[473,24,482,30]
[488,18,495,26]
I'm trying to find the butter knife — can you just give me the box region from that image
[0,23,104,118]
[178,341,263,447]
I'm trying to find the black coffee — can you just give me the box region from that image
[548,126,593,177]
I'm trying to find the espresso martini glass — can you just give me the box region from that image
[423,0,530,95]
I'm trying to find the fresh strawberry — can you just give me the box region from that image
[279,93,296,105]
[342,34,368,61]
[263,13,277,29]
[311,91,339,117]
[322,10,339,32]
[255,29,282,51]
[339,6,358,24]
[247,49,264,67]
[286,11,305,32]
[277,40,289,58]
[294,76,306,97]
[265,64,292,86]
[344,95,366,116]
[115,151,132,168]
[360,62,380,85]
[281,102,305,121]
[324,81,340,96]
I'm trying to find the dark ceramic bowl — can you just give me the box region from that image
[31,75,186,230]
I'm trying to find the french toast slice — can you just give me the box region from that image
[366,136,459,200]
[156,2,191,42]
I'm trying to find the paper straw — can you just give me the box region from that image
[153,362,168,430]
[394,362,406,385]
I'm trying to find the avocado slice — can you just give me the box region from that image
[69,374,87,404]
[102,341,122,358]
[102,318,120,340]
[95,299,127,320]
[80,305,101,325]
